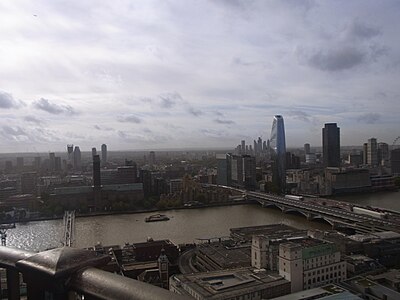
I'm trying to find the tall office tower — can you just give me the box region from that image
[241,140,245,155]
[391,149,400,175]
[378,142,389,165]
[263,140,267,152]
[242,155,257,190]
[216,154,232,186]
[92,155,101,187]
[231,155,243,188]
[253,140,257,155]
[49,152,55,172]
[258,137,262,154]
[322,123,340,167]
[73,146,82,171]
[367,138,378,167]
[16,157,24,171]
[67,144,74,162]
[92,147,97,157]
[363,143,368,165]
[149,151,156,165]
[304,143,311,155]
[101,144,107,167]
[270,115,286,192]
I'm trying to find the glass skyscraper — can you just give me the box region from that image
[322,123,340,167]
[270,115,286,193]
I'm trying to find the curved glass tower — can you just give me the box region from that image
[270,115,286,193]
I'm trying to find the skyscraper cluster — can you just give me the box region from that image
[235,138,269,157]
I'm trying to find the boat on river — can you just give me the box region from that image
[145,214,170,222]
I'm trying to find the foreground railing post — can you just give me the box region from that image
[16,247,110,300]
[6,269,20,300]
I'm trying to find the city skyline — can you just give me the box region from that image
[0,1,399,152]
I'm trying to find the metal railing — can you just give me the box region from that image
[0,246,191,300]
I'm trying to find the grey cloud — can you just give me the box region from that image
[2,125,28,137]
[305,47,365,71]
[214,118,235,124]
[357,113,381,124]
[33,98,77,115]
[188,107,203,117]
[159,92,183,108]
[118,130,169,144]
[288,110,316,123]
[118,115,142,123]
[347,21,380,40]
[94,125,114,131]
[0,91,24,109]
[201,129,225,138]
[24,115,44,125]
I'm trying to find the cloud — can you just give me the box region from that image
[347,21,380,40]
[0,91,24,109]
[94,125,114,131]
[118,114,142,123]
[357,113,381,124]
[1,125,30,142]
[188,107,203,117]
[303,47,365,71]
[288,110,317,124]
[33,98,77,115]
[214,118,235,124]
[159,92,182,108]
[24,115,44,125]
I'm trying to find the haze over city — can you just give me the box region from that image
[0,0,399,152]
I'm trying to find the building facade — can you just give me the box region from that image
[278,239,347,293]
[322,123,340,167]
[270,115,286,193]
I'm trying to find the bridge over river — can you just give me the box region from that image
[213,185,400,234]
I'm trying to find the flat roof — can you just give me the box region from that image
[173,268,289,299]
[272,284,362,300]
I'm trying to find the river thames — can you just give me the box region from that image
[6,191,399,251]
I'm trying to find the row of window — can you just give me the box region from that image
[304,272,345,285]
[304,264,343,276]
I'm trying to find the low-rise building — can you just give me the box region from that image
[170,268,291,300]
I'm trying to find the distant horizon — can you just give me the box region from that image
[0,144,396,157]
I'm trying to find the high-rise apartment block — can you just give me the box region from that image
[270,115,286,192]
[391,148,400,175]
[322,123,340,167]
[367,138,378,167]
[101,144,107,167]
[304,143,311,154]
[216,154,232,186]
[73,146,82,171]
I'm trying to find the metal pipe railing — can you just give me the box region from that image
[0,246,192,300]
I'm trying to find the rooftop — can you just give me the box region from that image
[172,268,289,299]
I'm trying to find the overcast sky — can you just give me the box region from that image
[0,0,399,152]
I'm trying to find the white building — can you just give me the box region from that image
[278,239,346,292]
